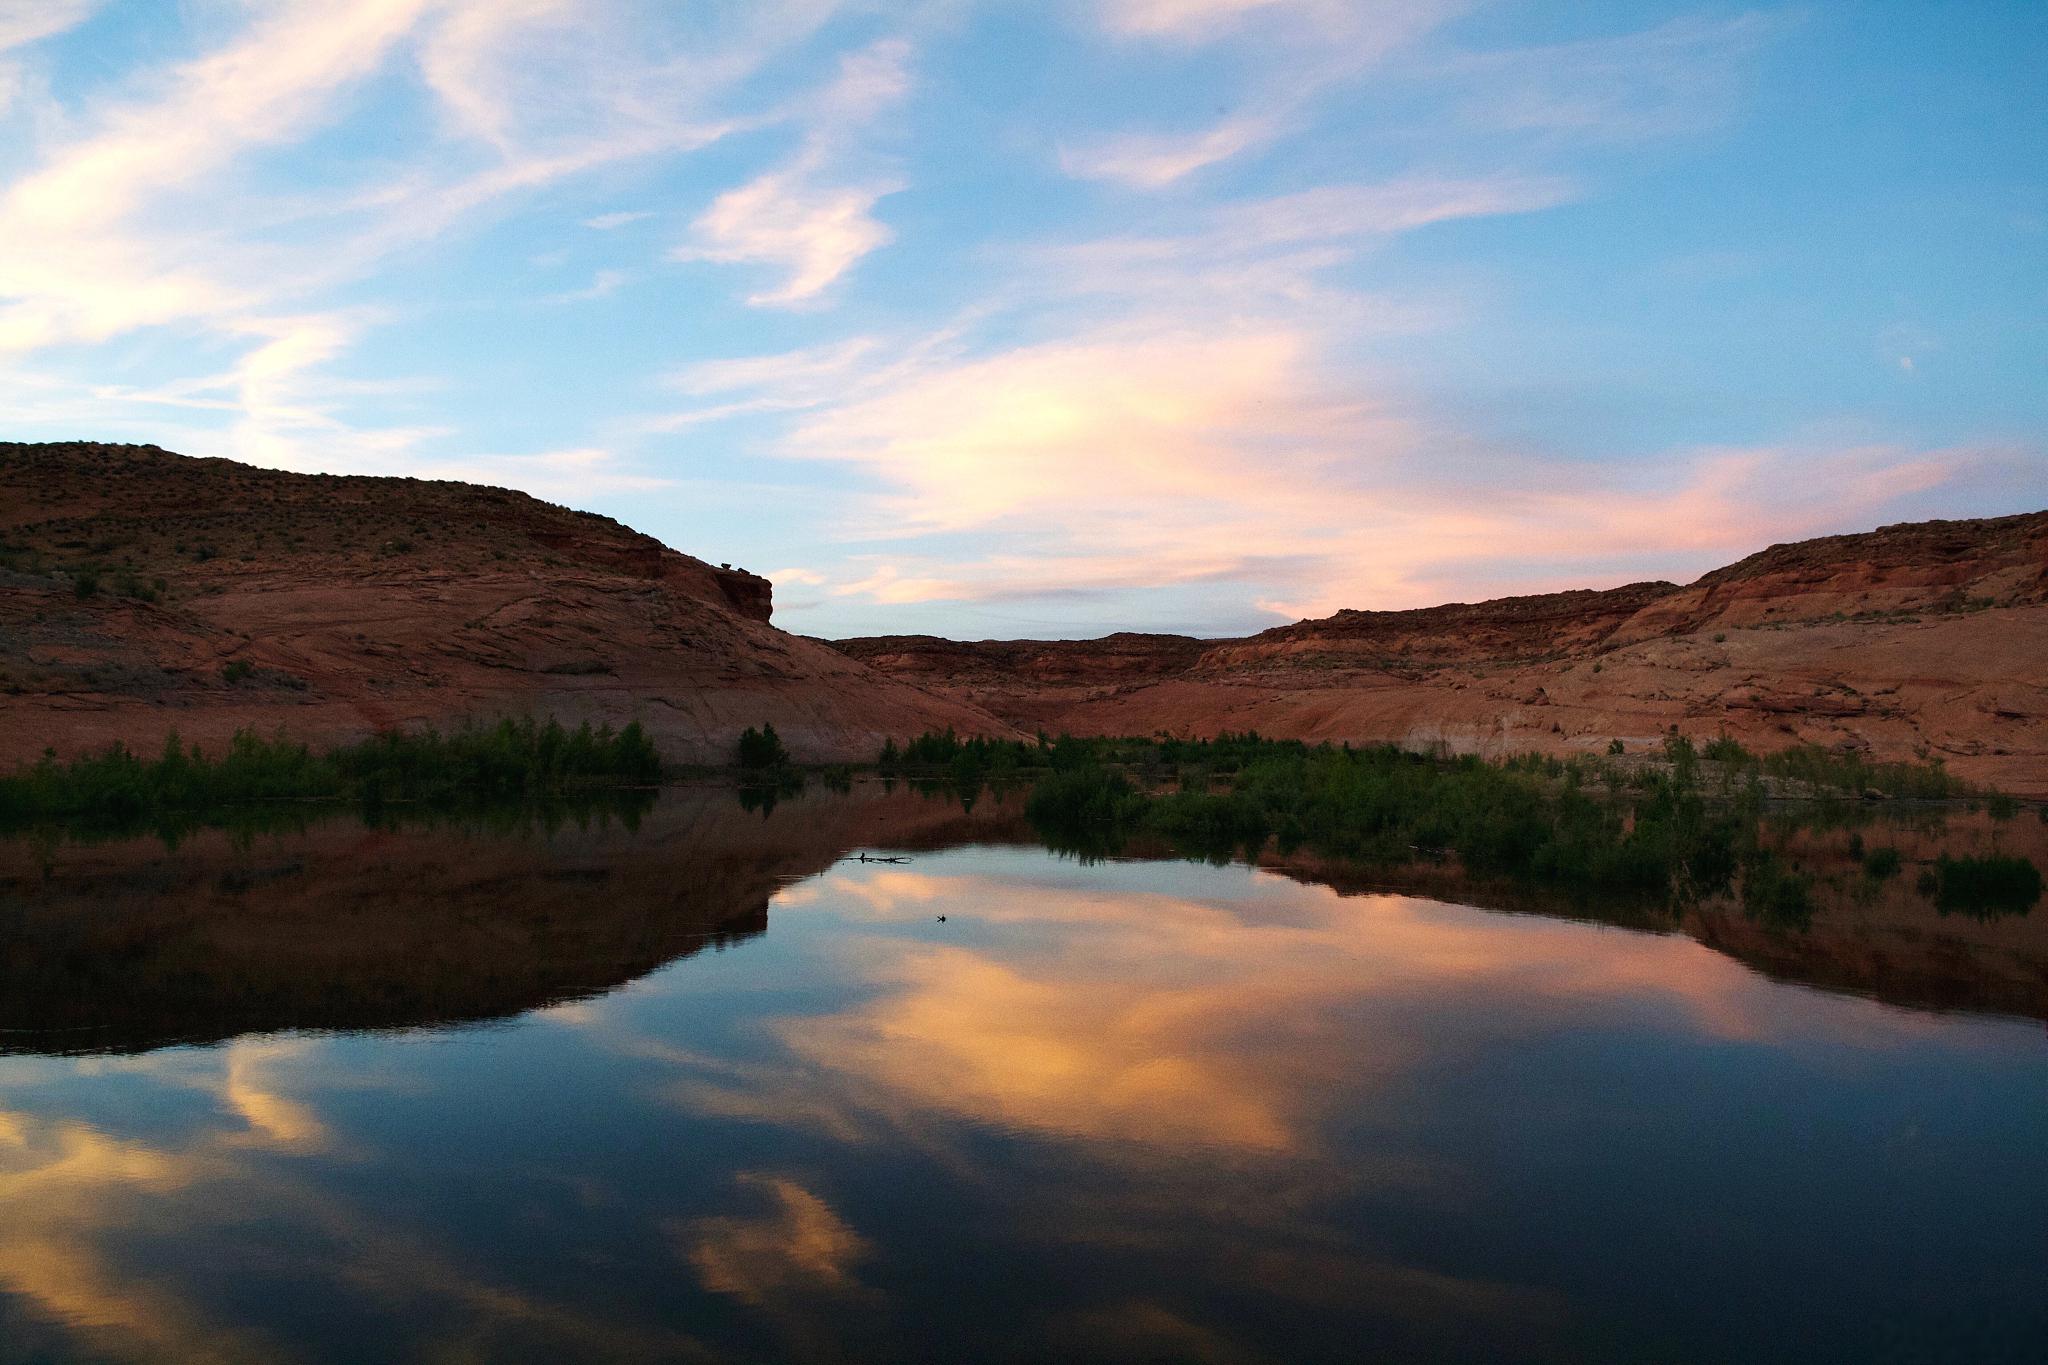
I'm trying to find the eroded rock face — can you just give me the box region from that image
[7,442,2042,789]
[838,512,2048,795]
[0,442,1012,765]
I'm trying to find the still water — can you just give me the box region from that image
[0,786,2043,1363]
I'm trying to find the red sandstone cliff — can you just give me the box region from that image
[0,442,1011,765]
[835,513,2048,795]
[7,442,2041,791]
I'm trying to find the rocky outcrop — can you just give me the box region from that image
[837,512,2048,795]
[0,442,1013,765]
[7,442,2040,790]
[1611,512,2048,642]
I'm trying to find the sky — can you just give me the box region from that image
[0,0,2042,639]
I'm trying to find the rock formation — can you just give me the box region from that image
[0,442,1006,766]
[5,441,2041,792]
[836,512,2048,795]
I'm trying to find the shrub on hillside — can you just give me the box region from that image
[737,723,789,770]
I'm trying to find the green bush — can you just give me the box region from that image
[1702,736,1750,764]
[1755,744,1967,799]
[879,729,1043,791]
[1025,766,1144,857]
[1009,728,1995,911]
[736,723,789,770]
[0,717,662,832]
[1021,736,1753,904]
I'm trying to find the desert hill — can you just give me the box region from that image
[0,441,1006,766]
[5,442,2042,793]
[835,512,2048,795]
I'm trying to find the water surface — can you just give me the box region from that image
[0,787,2042,1363]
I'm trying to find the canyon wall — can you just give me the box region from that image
[837,512,2048,794]
[0,442,1008,766]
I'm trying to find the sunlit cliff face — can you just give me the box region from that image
[0,845,2037,1362]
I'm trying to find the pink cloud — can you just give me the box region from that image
[696,310,1992,620]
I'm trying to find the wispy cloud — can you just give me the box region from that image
[674,38,912,307]
[778,329,1981,614]
[0,0,856,480]
[680,171,903,307]
[670,336,886,398]
[1059,113,1281,188]
[0,0,100,53]
[1428,12,1785,142]
[3,0,2034,639]
[1097,0,1310,43]
[687,166,1520,429]
[670,150,1988,622]
[0,0,431,351]
[683,1173,871,1306]
[1070,0,1467,186]
[544,268,632,304]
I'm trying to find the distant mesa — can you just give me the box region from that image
[833,511,2048,797]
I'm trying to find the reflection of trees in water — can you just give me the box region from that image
[0,784,1025,1057]
[1927,854,2043,919]
[1256,804,2048,1022]
[1,782,2041,1062]
[737,773,805,816]
[1024,746,2043,939]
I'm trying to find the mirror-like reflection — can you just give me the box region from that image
[0,787,2042,1363]
[0,787,1032,1055]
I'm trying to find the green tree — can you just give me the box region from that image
[737,723,789,770]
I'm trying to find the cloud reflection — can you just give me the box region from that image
[684,1173,872,1306]
[655,857,1975,1169]
[0,841,2021,1361]
[0,1042,711,1364]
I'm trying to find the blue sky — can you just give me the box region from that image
[1,0,2041,638]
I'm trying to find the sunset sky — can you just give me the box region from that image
[2,0,2042,638]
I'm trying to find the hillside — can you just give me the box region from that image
[6,442,2041,793]
[836,512,2048,795]
[0,442,1008,766]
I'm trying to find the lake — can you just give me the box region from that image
[0,784,2043,1363]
